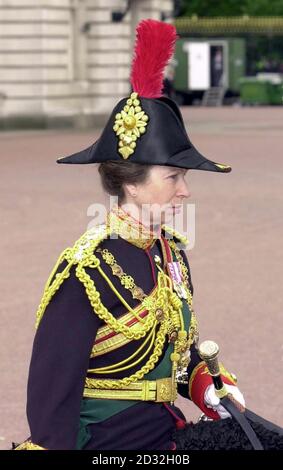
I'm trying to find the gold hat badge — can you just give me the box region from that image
[113,92,149,160]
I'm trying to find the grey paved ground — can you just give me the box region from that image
[1,106,283,449]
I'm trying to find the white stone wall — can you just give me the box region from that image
[0,0,173,127]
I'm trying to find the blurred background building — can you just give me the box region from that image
[0,0,174,129]
[174,15,283,106]
[0,0,282,130]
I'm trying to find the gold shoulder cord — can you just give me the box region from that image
[35,224,111,329]
[84,259,186,388]
[85,233,198,394]
[88,246,182,376]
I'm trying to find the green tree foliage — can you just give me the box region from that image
[244,0,283,16]
[181,0,283,17]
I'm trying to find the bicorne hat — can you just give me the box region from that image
[58,19,231,174]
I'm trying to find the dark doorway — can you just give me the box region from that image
[210,45,224,87]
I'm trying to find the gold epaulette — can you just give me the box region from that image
[161,225,189,248]
[35,223,110,328]
[69,223,109,264]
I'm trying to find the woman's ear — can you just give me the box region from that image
[123,183,137,198]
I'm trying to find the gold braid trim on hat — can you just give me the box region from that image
[113,92,149,159]
[215,163,231,171]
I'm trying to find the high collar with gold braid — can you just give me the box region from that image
[107,204,160,250]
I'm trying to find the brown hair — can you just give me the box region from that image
[98,160,152,203]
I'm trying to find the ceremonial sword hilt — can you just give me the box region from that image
[199,340,245,412]
[199,341,263,450]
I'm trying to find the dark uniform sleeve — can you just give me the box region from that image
[26,264,100,450]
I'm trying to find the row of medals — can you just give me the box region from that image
[154,254,190,384]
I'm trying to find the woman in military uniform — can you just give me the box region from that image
[14,19,266,451]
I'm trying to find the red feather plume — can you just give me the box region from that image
[130,19,178,98]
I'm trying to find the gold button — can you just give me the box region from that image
[124,116,136,129]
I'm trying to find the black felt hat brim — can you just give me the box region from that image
[57,140,231,173]
[167,144,231,173]
[57,142,98,165]
[57,97,231,173]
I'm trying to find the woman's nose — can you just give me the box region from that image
[177,178,191,198]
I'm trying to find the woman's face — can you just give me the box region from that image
[124,165,191,226]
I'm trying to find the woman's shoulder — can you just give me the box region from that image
[43,223,109,294]
[67,223,110,264]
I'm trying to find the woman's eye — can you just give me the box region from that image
[169,174,178,179]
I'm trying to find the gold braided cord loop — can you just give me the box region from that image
[35,260,73,329]
[42,247,72,292]
[35,224,110,328]
[88,325,156,374]
[76,262,181,343]
[85,320,168,389]
[76,263,157,340]
[85,269,186,389]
